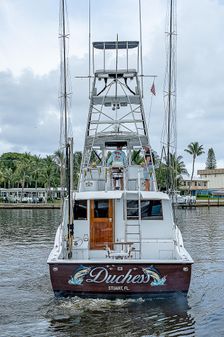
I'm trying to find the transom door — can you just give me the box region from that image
[90,199,113,250]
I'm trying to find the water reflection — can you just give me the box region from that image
[47,295,195,337]
[0,209,60,245]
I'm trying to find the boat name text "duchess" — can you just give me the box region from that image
[68,265,167,286]
[86,267,150,284]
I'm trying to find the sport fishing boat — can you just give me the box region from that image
[47,0,193,297]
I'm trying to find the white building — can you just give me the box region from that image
[197,169,224,189]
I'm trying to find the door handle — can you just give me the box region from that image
[109,218,113,222]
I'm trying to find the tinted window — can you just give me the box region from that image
[74,200,87,220]
[127,200,139,219]
[126,200,163,220]
[141,200,163,219]
[94,200,109,218]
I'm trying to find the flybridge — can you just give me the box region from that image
[92,39,141,75]
[81,39,149,170]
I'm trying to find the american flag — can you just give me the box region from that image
[150,82,156,96]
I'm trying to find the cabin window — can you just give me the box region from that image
[74,200,87,220]
[127,200,139,219]
[94,199,109,218]
[141,200,163,219]
[126,200,163,220]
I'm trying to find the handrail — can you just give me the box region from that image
[83,164,146,191]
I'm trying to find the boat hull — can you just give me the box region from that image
[48,261,192,298]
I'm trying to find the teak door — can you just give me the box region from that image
[90,199,113,250]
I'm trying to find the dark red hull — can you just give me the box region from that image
[48,261,192,297]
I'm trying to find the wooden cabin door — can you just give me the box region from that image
[90,199,113,250]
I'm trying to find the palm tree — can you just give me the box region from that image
[131,150,144,165]
[42,155,59,200]
[15,158,33,200]
[184,142,204,193]
[3,168,14,188]
[170,154,188,175]
[156,153,188,191]
[53,149,64,169]
[29,156,45,201]
[170,153,188,189]
[73,152,82,189]
[0,168,4,188]
[53,149,66,193]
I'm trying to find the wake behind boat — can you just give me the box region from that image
[47,0,193,298]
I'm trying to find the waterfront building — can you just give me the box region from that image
[179,176,208,195]
[0,187,63,203]
[197,168,224,189]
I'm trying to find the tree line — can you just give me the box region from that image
[0,151,82,190]
[0,143,217,192]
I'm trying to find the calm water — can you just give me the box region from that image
[0,207,224,337]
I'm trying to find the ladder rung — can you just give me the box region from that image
[126,224,140,226]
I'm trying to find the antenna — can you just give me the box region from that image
[161,0,177,192]
[60,0,68,145]
[88,0,91,99]
[59,0,74,258]
[115,34,119,122]
[139,0,144,98]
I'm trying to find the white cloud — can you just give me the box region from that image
[0,0,223,171]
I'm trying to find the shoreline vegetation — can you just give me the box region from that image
[0,150,188,193]
[0,151,82,193]
[0,146,222,200]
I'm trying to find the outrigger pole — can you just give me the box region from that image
[161,0,177,193]
[167,0,173,185]
[59,0,74,259]
[88,0,91,99]
[139,0,144,98]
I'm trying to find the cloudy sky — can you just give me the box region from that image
[0,0,224,174]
